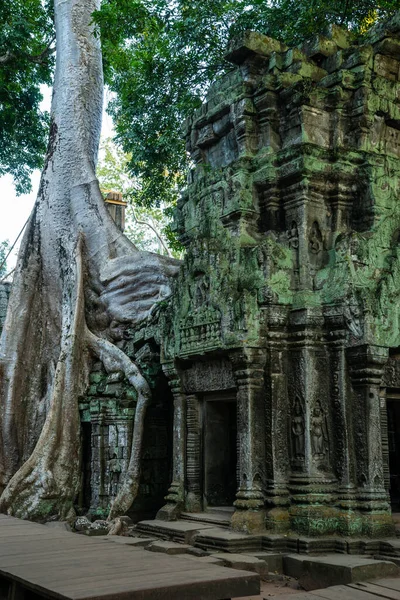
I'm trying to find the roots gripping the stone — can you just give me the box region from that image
[0,0,180,521]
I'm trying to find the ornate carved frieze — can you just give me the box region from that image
[181,359,235,394]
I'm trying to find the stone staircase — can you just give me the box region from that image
[180,507,233,529]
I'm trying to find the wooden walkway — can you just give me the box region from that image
[282,580,400,599]
[0,515,259,600]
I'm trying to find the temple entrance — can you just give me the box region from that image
[387,390,400,510]
[203,395,237,507]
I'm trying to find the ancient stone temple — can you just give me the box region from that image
[2,16,400,541]
[148,15,400,538]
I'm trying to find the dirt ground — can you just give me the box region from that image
[234,576,307,599]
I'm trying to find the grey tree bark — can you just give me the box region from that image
[0,0,179,520]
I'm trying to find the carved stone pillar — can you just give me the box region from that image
[264,327,290,533]
[329,334,359,536]
[288,309,338,536]
[347,344,394,537]
[230,348,266,534]
[156,363,186,521]
[185,394,203,512]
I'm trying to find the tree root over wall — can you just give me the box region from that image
[0,0,180,521]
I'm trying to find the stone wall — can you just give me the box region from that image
[80,338,172,520]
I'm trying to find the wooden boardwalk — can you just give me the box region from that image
[0,515,259,600]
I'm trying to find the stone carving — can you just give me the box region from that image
[179,306,222,354]
[291,397,305,460]
[310,400,329,459]
[383,356,400,388]
[288,222,299,253]
[309,222,323,256]
[181,359,235,393]
[109,452,122,497]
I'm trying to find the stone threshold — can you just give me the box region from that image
[135,518,400,556]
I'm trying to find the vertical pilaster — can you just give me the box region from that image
[347,345,393,537]
[288,309,338,536]
[329,336,360,536]
[156,363,185,521]
[185,394,203,512]
[264,320,291,532]
[230,348,266,533]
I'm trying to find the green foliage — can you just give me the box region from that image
[94,0,398,209]
[0,0,54,194]
[96,138,183,258]
[0,240,9,278]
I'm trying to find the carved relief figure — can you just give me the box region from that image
[291,397,305,460]
[309,221,323,255]
[109,452,122,497]
[288,221,300,287]
[288,222,299,252]
[311,400,329,458]
[309,221,324,282]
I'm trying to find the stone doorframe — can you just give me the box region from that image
[157,352,268,533]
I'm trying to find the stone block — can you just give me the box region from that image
[246,552,284,573]
[209,553,268,578]
[147,541,191,555]
[137,519,215,544]
[283,555,305,580]
[181,555,225,565]
[226,31,287,65]
[299,555,399,591]
[89,372,104,384]
[193,526,263,553]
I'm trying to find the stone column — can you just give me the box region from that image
[185,394,203,512]
[288,308,337,537]
[264,325,291,533]
[347,344,394,537]
[230,348,266,534]
[156,363,186,521]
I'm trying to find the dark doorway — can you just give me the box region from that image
[80,422,92,510]
[204,397,237,506]
[387,392,400,510]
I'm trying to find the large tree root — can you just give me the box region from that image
[0,237,87,519]
[0,0,179,522]
[1,232,170,521]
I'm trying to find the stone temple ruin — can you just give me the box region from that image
[2,14,400,544]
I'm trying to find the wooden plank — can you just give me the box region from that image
[349,582,400,599]
[311,584,385,599]
[0,516,260,600]
[373,580,400,593]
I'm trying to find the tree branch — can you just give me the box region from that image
[131,208,172,256]
[0,52,16,65]
[0,36,56,67]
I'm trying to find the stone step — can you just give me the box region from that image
[193,526,263,553]
[284,554,399,591]
[376,554,400,566]
[180,511,231,528]
[135,519,216,544]
[207,506,235,515]
[147,540,191,555]
[209,553,269,578]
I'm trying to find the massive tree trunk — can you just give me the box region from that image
[0,0,179,520]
